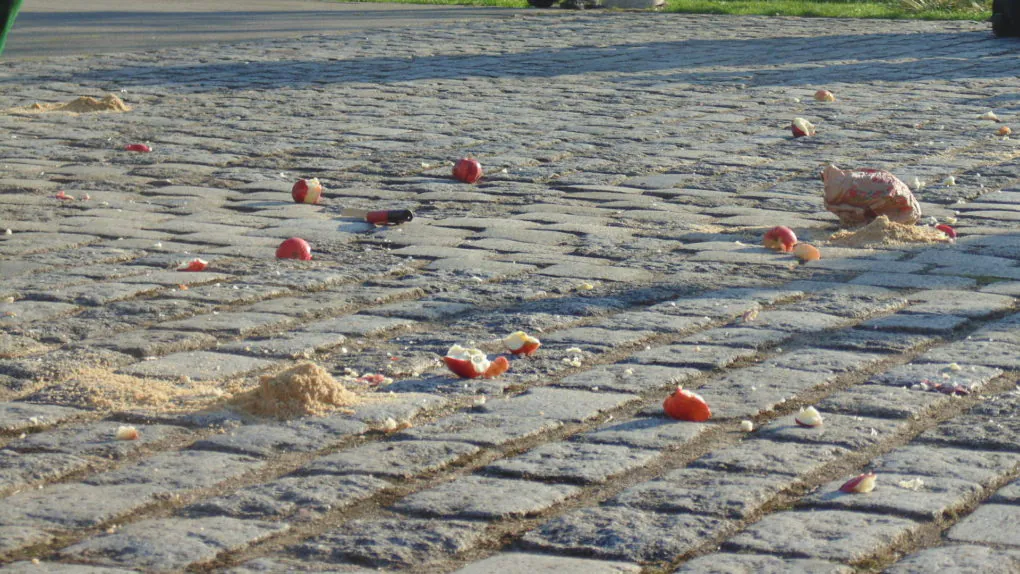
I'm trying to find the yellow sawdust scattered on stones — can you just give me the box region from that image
[236,362,359,419]
[33,367,238,412]
[827,215,949,247]
[7,94,131,114]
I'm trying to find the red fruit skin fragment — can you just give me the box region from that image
[935,224,957,238]
[483,356,510,378]
[443,356,481,379]
[124,144,152,153]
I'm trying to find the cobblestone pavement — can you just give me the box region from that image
[1,11,1020,573]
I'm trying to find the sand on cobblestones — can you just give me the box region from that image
[27,367,236,412]
[238,362,359,419]
[827,216,950,247]
[6,93,131,114]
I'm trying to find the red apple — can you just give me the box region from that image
[452,158,483,184]
[763,226,798,252]
[291,178,323,204]
[276,237,312,260]
[814,89,836,102]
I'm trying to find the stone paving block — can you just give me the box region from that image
[804,472,983,520]
[0,402,86,433]
[0,300,80,327]
[947,504,1020,547]
[83,450,264,491]
[914,339,1020,370]
[6,421,190,460]
[885,545,1020,574]
[723,509,921,563]
[970,312,1020,346]
[849,272,977,290]
[156,311,295,336]
[789,288,908,321]
[869,362,1002,393]
[0,483,161,532]
[555,364,701,394]
[295,518,485,568]
[694,365,836,419]
[115,351,276,381]
[859,313,970,334]
[815,329,937,354]
[675,553,854,573]
[540,327,654,352]
[537,263,653,283]
[394,412,562,447]
[815,384,949,420]
[190,417,367,458]
[677,327,790,350]
[89,329,219,358]
[0,451,95,494]
[762,349,884,374]
[990,477,1020,504]
[755,412,905,451]
[28,282,166,307]
[185,474,389,519]
[577,416,708,450]
[394,475,580,519]
[903,289,1015,318]
[691,439,849,478]
[649,297,759,320]
[362,300,474,321]
[873,444,1020,486]
[593,311,713,334]
[612,467,790,519]
[0,525,54,556]
[478,387,638,423]
[749,311,847,333]
[628,344,758,370]
[0,562,140,573]
[224,558,375,573]
[916,387,1020,451]
[60,516,287,573]
[217,332,349,359]
[521,506,728,563]
[485,442,659,485]
[298,314,417,337]
[453,553,641,574]
[301,440,480,479]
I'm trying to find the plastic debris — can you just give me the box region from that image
[822,164,922,226]
[663,386,711,422]
[452,158,483,184]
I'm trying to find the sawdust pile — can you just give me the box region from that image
[27,367,234,412]
[238,362,358,419]
[828,215,950,247]
[8,94,131,114]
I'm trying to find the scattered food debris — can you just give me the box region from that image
[291,178,323,204]
[115,425,140,441]
[356,373,392,386]
[839,472,877,494]
[795,406,824,427]
[935,224,957,239]
[814,89,836,102]
[341,208,414,225]
[124,143,152,153]
[276,237,313,260]
[741,308,759,323]
[3,229,11,235]
[663,386,711,422]
[443,344,509,379]
[177,258,208,272]
[763,226,797,252]
[740,420,754,432]
[54,190,75,201]
[452,158,483,184]
[504,331,542,356]
[998,126,1012,136]
[828,215,951,247]
[944,175,956,186]
[910,378,972,395]
[897,477,925,491]
[793,243,821,263]
[980,111,1001,122]
[240,362,358,418]
[791,117,816,138]
[822,164,922,226]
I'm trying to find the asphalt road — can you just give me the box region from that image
[3,0,526,60]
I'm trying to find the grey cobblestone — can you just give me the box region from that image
[393,475,579,519]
